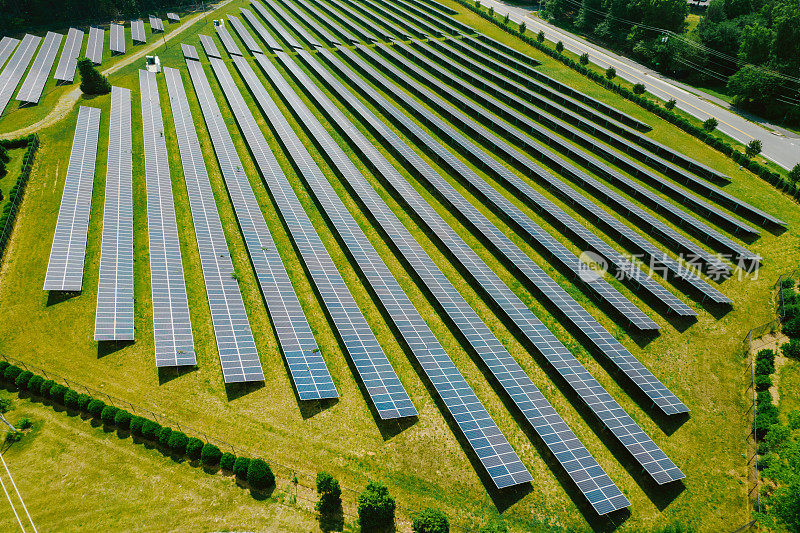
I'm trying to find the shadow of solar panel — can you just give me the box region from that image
[271,0,341,46]
[139,69,196,367]
[17,31,62,104]
[182,46,335,398]
[44,106,101,292]
[95,87,135,341]
[0,35,40,116]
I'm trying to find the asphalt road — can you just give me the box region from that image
[477,0,800,171]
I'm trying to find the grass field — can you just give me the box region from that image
[0,0,798,531]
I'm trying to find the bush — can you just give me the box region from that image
[765,424,791,451]
[555,40,564,53]
[186,437,204,460]
[0,362,9,376]
[220,452,236,471]
[16,417,32,430]
[5,431,20,444]
[76,393,91,412]
[789,164,800,184]
[413,508,449,533]
[14,371,33,390]
[64,389,80,410]
[87,399,106,419]
[519,21,525,34]
[358,482,396,530]
[781,289,798,307]
[579,52,589,65]
[48,384,68,404]
[783,340,800,360]
[783,317,800,338]
[781,278,796,289]
[702,118,719,132]
[745,139,762,158]
[114,409,132,430]
[605,67,616,79]
[39,379,56,398]
[233,456,250,478]
[755,374,772,391]
[247,458,275,491]
[665,99,677,110]
[27,375,43,396]
[633,83,646,95]
[783,304,800,322]
[168,431,188,455]
[77,57,111,95]
[536,30,544,42]
[201,443,223,466]
[755,357,775,376]
[756,390,772,405]
[141,420,161,440]
[316,472,342,513]
[3,365,22,383]
[157,427,173,448]
[100,405,119,426]
[788,410,800,430]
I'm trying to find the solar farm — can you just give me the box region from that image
[0,0,798,530]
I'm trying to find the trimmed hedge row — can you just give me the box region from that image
[753,349,778,439]
[451,0,793,196]
[0,360,275,493]
[0,135,39,262]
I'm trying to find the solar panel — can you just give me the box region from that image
[150,16,165,33]
[16,31,62,105]
[336,46,690,416]
[247,51,537,492]
[375,0,460,35]
[426,39,761,241]
[110,23,125,54]
[323,0,397,41]
[357,0,439,38]
[273,0,341,46]
[240,7,283,51]
[365,46,705,315]
[95,87,134,341]
[0,37,20,71]
[131,20,147,43]
[86,26,103,64]
[181,43,200,60]
[53,29,82,83]
[296,0,368,43]
[202,45,414,419]
[0,35,41,116]
[167,13,181,23]
[43,106,101,291]
[138,69,196,368]
[309,49,686,489]
[184,44,335,398]
[251,1,302,49]
[164,67,264,383]
[255,0,321,48]
[407,0,458,16]
[215,24,243,56]
[227,15,264,54]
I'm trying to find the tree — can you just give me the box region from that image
[168,431,188,455]
[633,83,646,94]
[745,139,763,158]
[579,52,590,65]
[703,117,719,131]
[114,409,132,430]
[503,13,509,25]
[789,164,800,183]
[537,30,544,42]
[555,40,564,53]
[665,98,677,110]
[14,371,33,390]
[87,399,106,419]
[316,472,342,514]
[519,22,526,34]
[358,482,396,530]
[768,479,800,531]
[605,67,616,79]
[783,340,800,360]
[201,443,222,466]
[233,456,250,478]
[412,508,449,533]
[576,0,603,31]
[738,23,776,65]
[220,452,236,471]
[186,437,204,460]
[246,458,275,491]
[77,57,110,95]
[727,66,782,110]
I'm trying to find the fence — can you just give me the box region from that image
[0,353,477,531]
[0,135,39,262]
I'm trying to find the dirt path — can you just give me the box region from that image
[0,1,231,140]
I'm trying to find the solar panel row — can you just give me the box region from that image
[402,42,760,268]
[110,23,126,54]
[216,24,243,57]
[95,87,135,341]
[407,0,458,16]
[254,0,321,49]
[138,69,196,368]
[306,0,372,43]
[274,49,641,510]
[371,0,460,35]
[167,12,181,23]
[0,37,19,71]
[202,42,414,417]
[250,1,302,49]
[131,20,147,44]
[53,29,82,83]
[249,51,539,492]
[44,106,101,292]
[181,43,200,61]
[16,31,62,105]
[359,0,442,38]
[240,7,283,51]
[150,16,165,33]
[327,0,414,40]
[0,35,41,116]
[182,46,335,397]
[164,66,264,383]
[198,35,220,59]
[228,15,264,54]
[365,45,733,305]
[297,49,684,492]
[425,39,763,240]
[273,0,341,46]
[86,27,103,64]
[333,47,689,416]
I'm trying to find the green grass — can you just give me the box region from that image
[0,148,25,206]
[0,0,798,531]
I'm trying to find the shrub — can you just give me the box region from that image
[114,409,132,430]
[141,420,161,440]
[633,83,646,95]
[413,508,449,533]
[783,317,800,338]
[665,99,677,110]
[87,399,106,419]
[755,374,772,391]
[100,405,119,426]
[755,357,775,376]
[220,452,236,471]
[64,389,80,410]
[48,384,68,404]
[157,427,173,448]
[605,67,616,79]
[316,472,342,513]
[3,365,22,383]
[247,458,275,491]
[788,410,800,430]
[783,340,800,360]
[358,482,395,530]
[789,164,800,184]
[16,417,32,430]
[555,40,564,53]
[168,431,188,455]
[201,443,222,466]
[502,12,509,25]
[14,371,33,390]
[233,456,250,478]
[783,304,800,322]
[186,437,204,460]
[579,52,589,65]
[76,393,91,412]
[536,30,544,42]
[781,289,798,307]
[765,424,791,451]
[77,57,111,95]
[5,431,20,444]
[519,22,526,34]
[781,278,796,289]
[756,390,772,405]
[0,362,9,375]
[745,139,762,158]
[702,118,719,132]
[39,379,56,398]
[27,375,43,396]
